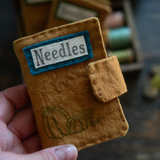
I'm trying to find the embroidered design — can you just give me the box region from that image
[42,106,99,139]
[25,0,52,5]
[23,31,93,75]
[55,1,98,22]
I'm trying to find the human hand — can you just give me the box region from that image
[0,84,78,160]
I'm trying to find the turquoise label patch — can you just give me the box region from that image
[23,31,93,75]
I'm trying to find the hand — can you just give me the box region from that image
[0,84,78,160]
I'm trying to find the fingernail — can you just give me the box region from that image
[55,145,77,160]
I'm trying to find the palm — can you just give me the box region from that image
[0,84,42,154]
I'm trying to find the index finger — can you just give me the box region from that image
[0,84,31,123]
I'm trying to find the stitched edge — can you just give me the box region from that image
[77,98,129,151]
[88,56,127,102]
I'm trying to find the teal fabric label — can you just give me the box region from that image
[23,31,93,75]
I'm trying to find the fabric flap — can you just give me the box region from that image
[88,55,127,102]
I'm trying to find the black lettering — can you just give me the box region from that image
[72,46,78,55]
[45,52,51,61]
[33,49,44,66]
[59,43,67,58]
[79,44,85,54]
[66,42,72,56]
[52,50,58,59]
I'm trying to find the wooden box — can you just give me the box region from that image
[108,0,143,72]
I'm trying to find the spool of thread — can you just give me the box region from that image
[142,75,160,100]
[108,48,134,64]
[151,74,160,89]
[108,27,132,50]
[142,82,159,100]
[103,11,125,29]
[150,64,160,76]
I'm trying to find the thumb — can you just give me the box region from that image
[1,145,78,160]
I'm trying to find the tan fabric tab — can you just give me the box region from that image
[88,55,127,102]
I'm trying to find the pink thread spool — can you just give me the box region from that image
[103,11,125,29]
